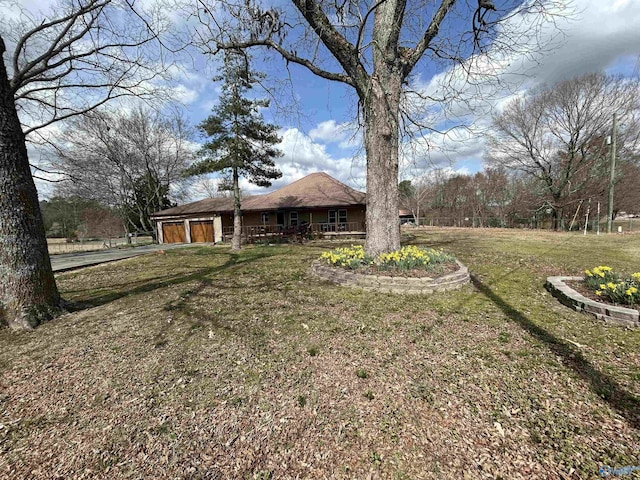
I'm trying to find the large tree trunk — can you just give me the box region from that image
[361,0,405,257]
[232,166,242,251]
[363,68,402,257]
[0,39,61,329]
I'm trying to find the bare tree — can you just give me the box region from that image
[188,0,563,256]
[0,0,177,329]
[52,107,196,236]
[191,176,234,199]
[399,178,431,225]
[487,73,640,230]
[80,205,125,240]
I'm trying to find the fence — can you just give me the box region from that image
[47,236,153,255]
[409,217,639,232]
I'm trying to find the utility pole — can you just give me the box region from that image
[607,113,617,234]
[584,198,590,236]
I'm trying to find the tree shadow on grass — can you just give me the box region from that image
[470,274,640,430]
[64,248,278,311]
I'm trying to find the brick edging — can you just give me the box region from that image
[545,276,639,328]
[311,260,470,294]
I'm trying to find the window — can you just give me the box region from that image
[290,211,298,226]
[260,212,269,223]
[338,209,347,223]
[328,210,337,223]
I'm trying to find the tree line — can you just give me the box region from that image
[400,164,640,230]
[401,73,640,231]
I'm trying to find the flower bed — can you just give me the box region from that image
[545,276,639,328]
[313,245,469,294]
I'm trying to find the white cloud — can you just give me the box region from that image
[309,120,355,145]
[171,84,200,104]
[399,126,486,178]
[237,127,365,195]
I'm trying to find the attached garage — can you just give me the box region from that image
[190,220,214,243]
[162,221,186,243]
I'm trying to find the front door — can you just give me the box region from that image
[276,212,285,227]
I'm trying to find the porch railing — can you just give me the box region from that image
[308,222,365,233]
[222,221,365,242]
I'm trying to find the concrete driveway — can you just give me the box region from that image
[51,243,202,272]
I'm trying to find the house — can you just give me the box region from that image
[399,208,415,225]
[151,172,367,244]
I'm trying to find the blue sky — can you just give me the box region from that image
[3,0,640,199]
[171,0,640,198]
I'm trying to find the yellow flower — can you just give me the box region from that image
[599,284,606,290]
[585,270,592,277]
[626,287,638,296]
[607,282,617,290]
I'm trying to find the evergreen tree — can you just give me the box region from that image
[188,51,282,250]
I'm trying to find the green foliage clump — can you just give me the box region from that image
[320,245,373,269]
[377,245,455,271]
[319,244,456,272]
[584,267,640,307]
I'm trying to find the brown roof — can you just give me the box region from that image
[151,172,366,218]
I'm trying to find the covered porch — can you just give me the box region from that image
[222,220,366,243]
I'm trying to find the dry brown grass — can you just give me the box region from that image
[1,228,639,479]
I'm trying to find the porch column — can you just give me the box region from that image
[184,219,192,243]
[214,216,222,243]
[157,221,164,244]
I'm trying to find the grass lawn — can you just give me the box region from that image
[1,227,639,479]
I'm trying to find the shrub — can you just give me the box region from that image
[584,267,640,307]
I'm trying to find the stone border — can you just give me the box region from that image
[311,260,470,294]
[545,276,639,328]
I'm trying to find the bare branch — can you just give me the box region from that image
[402,0,456,77]
[218,36,355,87]
[2,0,178,137]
